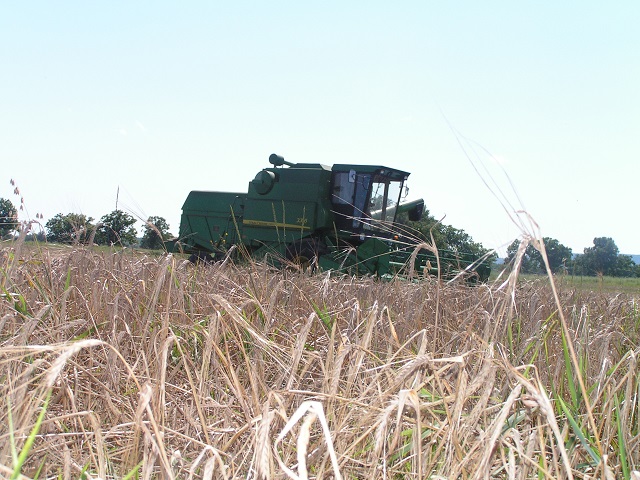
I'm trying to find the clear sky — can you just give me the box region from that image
[1,2,638,256]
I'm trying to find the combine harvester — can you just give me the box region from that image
[170,154,491,282]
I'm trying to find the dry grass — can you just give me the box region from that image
[0,238,638,479]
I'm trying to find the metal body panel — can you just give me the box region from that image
[242,164,334,245]
[178,191,245,252]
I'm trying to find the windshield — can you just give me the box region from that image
[331,169,406,231]
[368,176,404,223]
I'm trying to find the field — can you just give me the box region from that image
[1,240,639,479]
[494,271,640,295]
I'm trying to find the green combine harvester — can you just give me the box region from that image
[171,154,491,281]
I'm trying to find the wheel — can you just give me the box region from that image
[188,250,215,264]
[285,238,325,272]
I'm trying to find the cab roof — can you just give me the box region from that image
[332,164,410,181]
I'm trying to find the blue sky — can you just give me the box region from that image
[1,2,638,255]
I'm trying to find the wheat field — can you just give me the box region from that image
[0,238,638,479]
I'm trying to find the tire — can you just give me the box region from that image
[285,238,325,272]
[188,251,215,264]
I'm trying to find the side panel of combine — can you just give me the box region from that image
[241,165,334,246]
[178,191,246,253]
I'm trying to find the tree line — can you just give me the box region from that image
[395,208,639,278]
[0,197,172,250]
[396,208,496,263]
[1,196,639,276]
[505,236,640,278]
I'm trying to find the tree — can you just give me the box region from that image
[397,209,496,262]
[0,198,19,238]
[25,230,46,242]
[612,254,637,278]
[504,237,572,274]
[140,216,172,250]
[539,237,573,273]
[45,213,95,244]
[396,209,447,249]
[580,237,619,276]
[505,239,539,273]
[95,210,137,246]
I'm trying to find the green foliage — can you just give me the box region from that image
[573,237,626,277]
[45,212,95,244]
[0,197,19,238]
[140,215,171,250]
[612,254,637,278]
[95,210,138,246]
[507,236,637,278]
[614,393,630,480]
[505,237,572,274]
[122,461,143,480]
[582,236,619,275]
[542,237,574,273]
[24,231,46,242]
[312,302,335,332]
[397,209,495,262]
[8,390,52,480]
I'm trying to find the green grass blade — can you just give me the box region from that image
[561,327,580,409]
[614,393,630,480]
[7,398,18,467]
[11,390,51,480]
[64,266,72,290]
[556,395,599,465]
[121,460,143,480]
[32,456,46,479]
